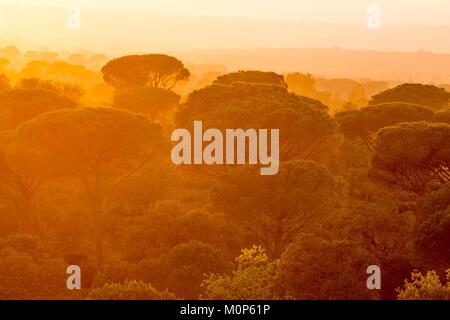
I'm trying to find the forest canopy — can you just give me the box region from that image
[0,46,449,301]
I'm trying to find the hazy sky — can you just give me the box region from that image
[1,0,450,25]
[0,0,449,54]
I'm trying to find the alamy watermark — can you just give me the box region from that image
[171,121,280,175]
[66,5,81,30]
[66,265,81,290]
[366,265,381,290]
[366,4,382,30]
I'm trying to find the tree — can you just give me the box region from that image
[361,80,389,98]
[0,137,51,232]
[176,81,339,162]
[277,233,378,299]
[113,87,180,120]
[285,73,331,106]
[109,165,170,217]
[45,61,100,86]
[202,246,280,299]
[24,51,38,60]
[335,103,435,152]
[0,58,9,72]
[13,108,167,257]
[1,46,20,60]
[87,280,176,300]
[415,206,450,267]
[313,77,365,110]
[433,110,450,124]
[16,78,85,103]
[0,74,10,92]
[101,54,190,89]
[214,71,286,87]
[369,83,450,111]
[16,61,100,88]
[119,200,246,262]
[397,269,450,300]
[0,88,77,130]
[89,257,134,289]
[18,60,50,79]
[414,183,450,265]
[89,54,108,66]
[37,51,58,62]
[370,122,450,194]
[285,73,316,96]
[0,235,67,299]
[334,200,415,299]
[160,240,233,299]
[212,160,346,257]
[68,53,87,65]
[347,84,368,106]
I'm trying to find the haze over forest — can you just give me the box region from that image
[1,3,450,82]
[0,0,450,300]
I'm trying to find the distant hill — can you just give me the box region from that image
[173,48,450,83]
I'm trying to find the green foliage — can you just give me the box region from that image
[397,269,450,300]
[203,246,280,300]
[87,280,176,300]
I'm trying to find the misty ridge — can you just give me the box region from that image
[4,5,450,52]
[2,4,450,84]
[173,47,450,83]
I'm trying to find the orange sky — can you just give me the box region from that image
[0,1,449,53]
[1,0,450,25]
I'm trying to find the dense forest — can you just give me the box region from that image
[0,45,449,300]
